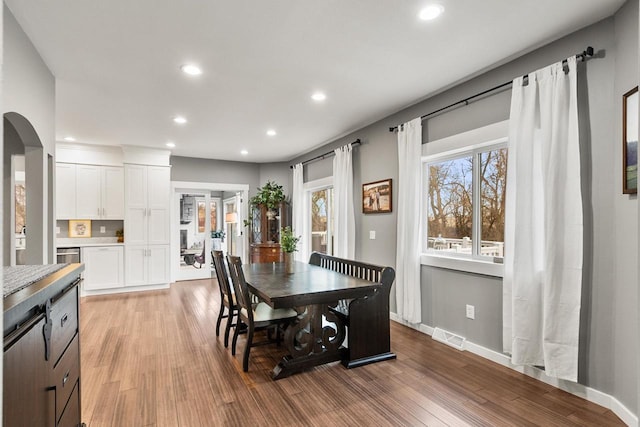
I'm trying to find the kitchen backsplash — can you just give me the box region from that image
[56,220,123,239]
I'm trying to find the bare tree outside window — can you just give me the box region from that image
[427,147,507,258]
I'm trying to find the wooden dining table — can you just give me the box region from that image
[243,260,396,380]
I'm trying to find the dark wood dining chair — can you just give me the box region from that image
[226,255,298,372]
[212,250,237,348]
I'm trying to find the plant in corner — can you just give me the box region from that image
[249,180,285,210]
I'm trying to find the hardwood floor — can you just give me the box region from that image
[79,278,624,426]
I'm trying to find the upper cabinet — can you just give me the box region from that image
[56,163,124,220]
[124,165,170,245]
[56,164,77,219]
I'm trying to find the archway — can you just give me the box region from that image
[3,112,50,265]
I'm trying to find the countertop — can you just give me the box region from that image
[56,237,123,248]
[4,263,84,336]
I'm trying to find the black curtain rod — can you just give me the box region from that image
[388,46,595,132]
[290,139,362,169]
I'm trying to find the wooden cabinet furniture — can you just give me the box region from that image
[82,245,125,291]
[251,243,282,263]
[3,264,84,427]
[249,202,288,263]
[56,163,124,220]
[124,164,170,286]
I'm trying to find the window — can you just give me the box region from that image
[423,121,507,266]
[303,177,334,257]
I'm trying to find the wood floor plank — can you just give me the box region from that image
[79,278,626,427]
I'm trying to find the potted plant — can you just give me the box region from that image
[250,181,285,219]
[211,230,226,251]
[280,226,300,273]
[115,228,124,243]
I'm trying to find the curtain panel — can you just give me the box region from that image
[396,117,423,324]
[503,56,582,381]
[333,145,355,259]
[291,163,307,262]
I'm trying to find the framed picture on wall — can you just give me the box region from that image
[68,220,92,238]
[362,179,392,214]
[623,86,638,194]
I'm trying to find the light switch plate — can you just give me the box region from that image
[369,230,376,240]
[56,226,61,234]
[100,226,106,234]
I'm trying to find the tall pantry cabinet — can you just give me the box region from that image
[124,164,170,286]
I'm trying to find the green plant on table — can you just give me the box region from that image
[280,227,301,253]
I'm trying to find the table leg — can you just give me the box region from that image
[272,303,347,380]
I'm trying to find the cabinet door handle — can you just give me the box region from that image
[98,207,100,216]
[148,208,151,216]
[61,314,68,327]
[63,371,70,386]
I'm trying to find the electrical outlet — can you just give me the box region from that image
[56,226,61,234]
[466,304,475,320]
[100,226,106,234]
[369,230,376,240]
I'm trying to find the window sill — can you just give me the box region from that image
[420,253,504,278]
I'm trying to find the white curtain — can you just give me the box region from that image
[333,145,355,259]
[291,163,307,262]
[503,56,582,381]
[395,118,422,324]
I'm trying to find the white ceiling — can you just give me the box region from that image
[6,0,625,163]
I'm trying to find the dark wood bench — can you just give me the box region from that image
[308,252,396,368]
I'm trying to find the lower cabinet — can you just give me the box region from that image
[125,244,170,286]
[3,281,82,427]
[82,246,124,291]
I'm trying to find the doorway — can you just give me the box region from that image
[171,181,249,283]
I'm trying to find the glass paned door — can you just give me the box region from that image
[310,188,333,255]
[177,192,211,281]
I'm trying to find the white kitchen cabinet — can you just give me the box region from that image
[124,164,170,286]
[56,163,124,220]
[82,246,124,290]
[76,165,124,219]
[125,244,170,286]
[76,165,101,219]
[56,164,77,219]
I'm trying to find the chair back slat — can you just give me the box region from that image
[227,255,253,322]
[212,250,233,301]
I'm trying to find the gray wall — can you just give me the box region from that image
[170,155,261,198]
[285,4,638,415]
[3,5,56,263]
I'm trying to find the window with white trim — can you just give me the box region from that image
[423,121,508,264]
[303,177,334,257]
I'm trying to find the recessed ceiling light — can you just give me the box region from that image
[63,136,76,142]
[311,92,326,102]
[241,150,248,156]
[166,142,176,148]
[418,4,444,21]
[173,116,187,124]
[266,129,277,137]
[180,64,202,76]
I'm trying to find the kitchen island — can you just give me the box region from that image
[3,263,84,427]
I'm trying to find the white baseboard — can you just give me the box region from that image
[389,313,638,427]
[82,283,170,297]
